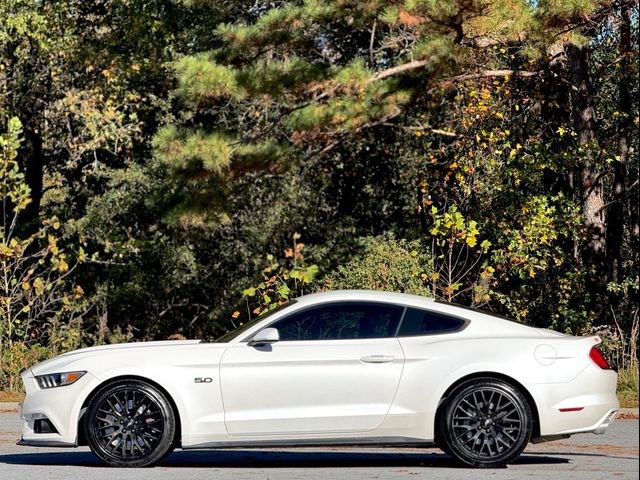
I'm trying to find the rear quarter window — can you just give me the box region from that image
[398,308,467,337]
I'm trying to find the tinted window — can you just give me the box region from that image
[397,308,466,336]
[271,302,404,341]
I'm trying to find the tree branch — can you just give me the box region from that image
[367,60,430,83]
[446,69,541,83]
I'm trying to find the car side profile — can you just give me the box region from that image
[18,290,619,468]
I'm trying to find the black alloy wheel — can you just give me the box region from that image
[439,377,532,468]
[85,380,176,467]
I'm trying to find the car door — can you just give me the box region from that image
[219,302,405,436]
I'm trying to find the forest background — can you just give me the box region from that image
[1,0,638,405]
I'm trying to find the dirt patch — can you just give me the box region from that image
[0,408,18,413]
[0,391,24,402]
[616,411,639,420]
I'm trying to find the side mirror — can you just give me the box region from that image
[248,327,280,347]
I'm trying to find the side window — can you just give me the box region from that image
[397,308,466,336]
[271,303,404,341]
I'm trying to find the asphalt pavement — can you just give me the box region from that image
[0,407,637,480]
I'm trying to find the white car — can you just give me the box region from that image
[18,290,619,468]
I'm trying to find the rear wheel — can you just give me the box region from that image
[439,378,532,468]
[85,380,176,467]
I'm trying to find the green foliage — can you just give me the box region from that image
[154,126,233,175]
[0,0,638,397]
[1,342,48,392]
[0,118,30,212]
[1,119,85,390]
[230,234,319,332]
[175,55,245,103]
[324,236,434,297]
[426,205,493,303]
[429,205,485,249]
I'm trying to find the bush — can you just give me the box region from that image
[323,236,435,296]
[1,342,49,392]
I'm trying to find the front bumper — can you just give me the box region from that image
[18,369,98,447]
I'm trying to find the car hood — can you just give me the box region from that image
[29,340,208,376]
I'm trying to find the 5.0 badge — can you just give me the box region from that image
[194,377,213,383]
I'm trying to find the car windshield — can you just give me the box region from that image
[212,301,295,343]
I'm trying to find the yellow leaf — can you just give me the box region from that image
[22,282,30,290]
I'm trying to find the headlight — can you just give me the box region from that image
[35,371,86,389]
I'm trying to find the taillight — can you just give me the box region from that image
[589,346,611,369]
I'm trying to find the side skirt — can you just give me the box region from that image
[183,436,435,450]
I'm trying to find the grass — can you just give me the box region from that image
[612,308,639,409]
[617,366,640,408]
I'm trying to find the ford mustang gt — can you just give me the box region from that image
[18,290,619,468]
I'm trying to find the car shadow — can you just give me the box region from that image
[0,449,571,468]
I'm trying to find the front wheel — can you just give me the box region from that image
[85,379,176,467]
[438,378,532,468]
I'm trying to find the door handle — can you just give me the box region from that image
[360,354,395,364]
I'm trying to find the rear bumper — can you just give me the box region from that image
[592,408,618,434]
[527,364,619,437]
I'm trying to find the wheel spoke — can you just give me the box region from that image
[91,387,166,461]
[451,386,523,459]
[105,399,122,418]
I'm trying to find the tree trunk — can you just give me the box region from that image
[544,41,581,263]
[607,3,632,286]
[566,44,607,286]
[21,128,44,224]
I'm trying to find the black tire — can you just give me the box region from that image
[438,377,532,468]
[85,379,176,467]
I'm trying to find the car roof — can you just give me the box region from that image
[294,290,436,307]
